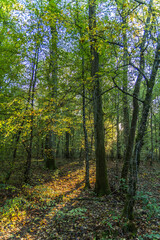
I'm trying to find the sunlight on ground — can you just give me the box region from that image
[0,163,96,240]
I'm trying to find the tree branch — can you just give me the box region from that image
[129,62,149,85]
[112,77,144,103]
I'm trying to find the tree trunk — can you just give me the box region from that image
[150,106,153,166]
[154,113,158,161]
[45,9,57,170]
[89,0,110,196]
[45,132,56,170]
[24,44,39,182]
[116,90,121,161]
[121,2,152,185]
[122,15,130,157]
[65,131,70,159]
[56,138,60,158]
[76,0,90,188]
[123,35,160,223]
[159,110,160,161]
[83,81,90,188]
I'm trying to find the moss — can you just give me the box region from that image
[122,194,134,220]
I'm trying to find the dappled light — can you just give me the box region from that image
[0,160,160,239]
[0,0,160,239]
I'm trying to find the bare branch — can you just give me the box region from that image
[112,77,144,103]
[134,0,145,4]
[129,62,149,85]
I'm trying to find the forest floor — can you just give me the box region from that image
[0,159,160,240]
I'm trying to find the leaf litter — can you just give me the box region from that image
[0,160,159,240]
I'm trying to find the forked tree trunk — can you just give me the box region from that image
[123,36,160,223]
[121,2,153,185]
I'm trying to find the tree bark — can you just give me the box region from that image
[24,45,39,182]
[89,0,110,196]
[123,34,160,222]
[45,132,56,169]
[121,1,153,184]
[116,90,121,161]
[76,0,90,189]
[122,15,130,157]
[65,131,70,159]
[150,106,153,166]
[45,6,58,170]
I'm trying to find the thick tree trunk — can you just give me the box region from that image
[89,0,110,196]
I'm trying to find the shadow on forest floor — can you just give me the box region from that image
[0,159,160,240]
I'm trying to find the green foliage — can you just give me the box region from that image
[139,232,160,240]
[136,191,160,220]
[0,196,28,218]
[56,207,87,221]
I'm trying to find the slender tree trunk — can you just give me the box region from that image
[65,131,70,159]
[116,90,121,161]
[6,31,40,182]
[24,45,39,182]
[45,11,57,169]
[89,0,110,196]
[76,0,90,188]
[159,108,160,161]
[159,122,160,162]
[121,2,152,185]
[83,81,90,188]
[45,132,56,169]
[123,35,160,223]
[56,138,60,158]
[41,141,44,159]
[122,16,130,157]
[154,114,158,161]
[150,106,153,166]
[82,68,90,188]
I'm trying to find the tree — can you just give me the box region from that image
[123,30,160,227]
[89,0,110,196]
[121,0,153,185]
[44,0,59,170]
